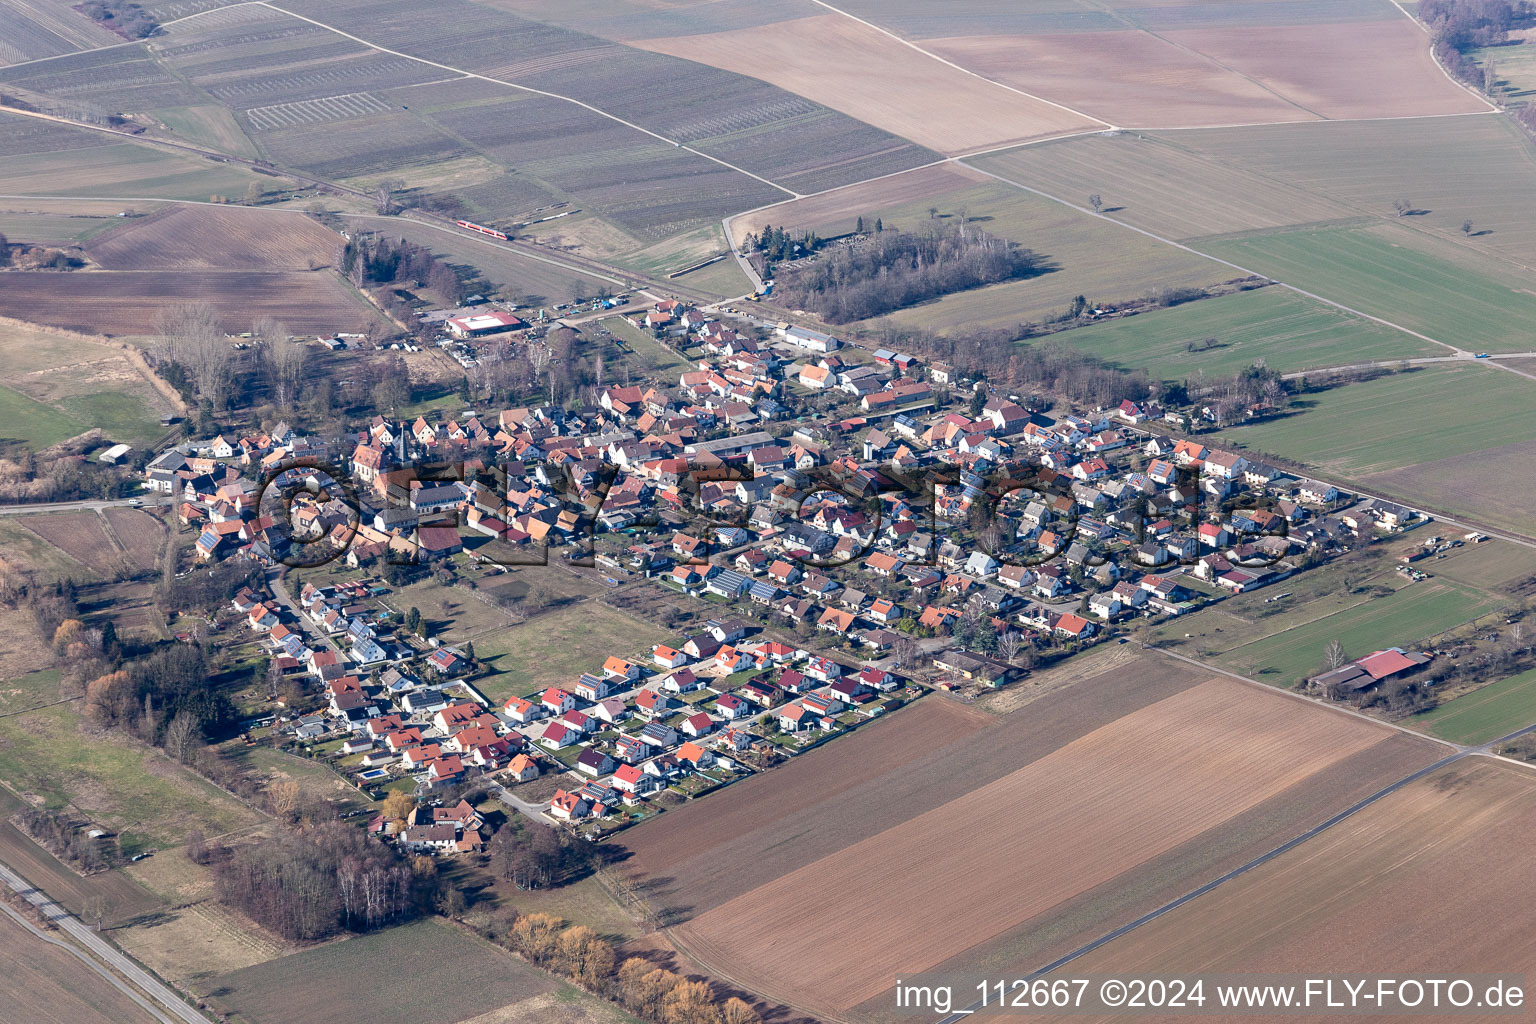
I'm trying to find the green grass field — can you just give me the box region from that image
[1051,286,1435,379]
[474,602,667,702]
[1211,579,1500,683]
[56,391,161,446]
[0,141,264,201]
[603,315,692,376]
[153,104,260,161]
[1203,224,1536,353]
[1152,554,1504,685]
[1219,363,1536,476]
[0,383,88,451]
[1412,667,1536,745]
[0,701,262,853]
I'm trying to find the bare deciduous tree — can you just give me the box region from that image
[999,630,1024,665]
[1088,193,1103,213]
[157,301,231,408]
[256,316,304,410]
[162,711,201,764]
[1324,638,1349,671]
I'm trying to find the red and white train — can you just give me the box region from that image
[454,219,508,241]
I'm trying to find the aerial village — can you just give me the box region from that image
[142,295,1452,848]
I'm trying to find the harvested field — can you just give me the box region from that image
[474,601,667,703]
[0,318,171,453]
[871,185,1233,331]
[86,205,343,271]
[117,896,292,987]
[0,520,97,582]
[1160,20,1486,120]
[1368,436,1536,540]
[971,132,1355,242]
[0,700,263,853]
[0,789,163,927]
[924,31,1308,128]
[340,215,615,305]
[730,161,986,241]
[0,197,148,245]
[819,0,1398,37]
[632,14,1101,155]
[1167,115,1536,283]
[1063,760,1536,1003]
[101,508,167,574]
[669,678,1399,1016]
[0,270,380,335]
[0,909,160,1024]
[0,137,265,201]
[210,919,565,1024]
[743,173,1230,330]
[620,697,992,880]
[17,512,125,578]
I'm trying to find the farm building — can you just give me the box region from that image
[97,443,133,464]
[446,311,527,339]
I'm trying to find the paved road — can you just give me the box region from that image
[265,568,343,656]
[0,860,208,1024]
[489,781,551,825]
[0,496,167,516]
[0,898,175,1024]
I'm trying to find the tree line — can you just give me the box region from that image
[340,233,467,306]
[14,806,122,873]
[477,907,761,1024]
[79,0,157,38]
[1423,0,1533,91]
[773,220,1047,323]
[213,823,421,940]
[741,224,822,264]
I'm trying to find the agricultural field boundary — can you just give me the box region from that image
[953,158,1536,389]
[188,0,802,198]
[803,0,1112,130]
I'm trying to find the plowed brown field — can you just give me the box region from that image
[632,14,1102,155]
[18,511,121,577]
[0,270,379,335]
[1055,759,1536,1024]
[102,508,166,574]
[668,678,1399,1017]
[86,205,341,271]
[1161,21,1487,121]
[925,31,1310,128]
